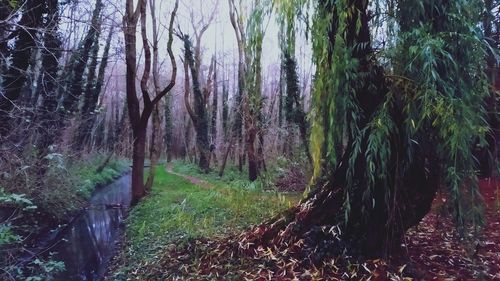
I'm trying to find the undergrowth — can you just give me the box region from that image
[108,167,299,280]
[0,152,129,280]
[170,154,310,192]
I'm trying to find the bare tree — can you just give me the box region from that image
[76,25,115,149]
[123,0,178,204]
[36,0,62,158]
[61,0,103,119]
[178,4,217,172]
[145,0,166,192]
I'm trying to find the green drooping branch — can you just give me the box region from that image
[394,0,489,230]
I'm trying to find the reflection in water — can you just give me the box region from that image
[50,174,131,281]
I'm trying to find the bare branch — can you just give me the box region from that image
[140,0,151,107]
[153,0,179,103]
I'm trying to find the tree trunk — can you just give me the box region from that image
[145,104,161,192]
[219,137,234,177]
[228,0,245,174]
[61,0,102,118]
[246,129,258,181]
[182,36,211,172]
[124,0,178,204]
[0,0,43,136]
[124,0,144,204]
[36,0,61,156]
[131,128,147,205]
[165,95,173,162]
[222,82,229,139]
[77,25,113,149]
[246,0,440,259]
[257,133,266,172]
[284,52,311,163]
[210,58,218,166]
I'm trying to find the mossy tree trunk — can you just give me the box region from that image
[182,36,211,172]
[283,52,311,163]
[252,0,442,258]
[210,57,219,166]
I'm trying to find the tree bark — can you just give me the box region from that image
[284,53,312,163]
[124,0,178,204]
[131,128,147,202]
[0,0,43,137]
[247,0,440,258]
[210,56,218,165]
[77,25,114,149]
[36,0,61,156]
[219,137,234,177]
[145,104,161,192]
[222,81,229,138]
[228,0,245,174]
[182,36,211,172]
[61,0,102,118]
[246,127,258,181]
[165,93,173,162]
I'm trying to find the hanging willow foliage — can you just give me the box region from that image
[391,0,490,230]
[274,0,491,231]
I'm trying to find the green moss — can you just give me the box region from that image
[71,157,129,200]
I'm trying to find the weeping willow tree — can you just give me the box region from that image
[247,0,490,258]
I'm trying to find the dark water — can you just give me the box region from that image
[49,174,132,281]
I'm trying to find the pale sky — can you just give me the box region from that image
[60,0,313,104]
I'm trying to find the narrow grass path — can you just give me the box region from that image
[165,162,214,189]
[107,166,297,280]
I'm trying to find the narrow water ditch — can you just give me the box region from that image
[41,174,132,280]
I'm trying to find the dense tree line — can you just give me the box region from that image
[0,0,118,157]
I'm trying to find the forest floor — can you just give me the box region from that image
[106,164,299,280]
[404,178,499,280]
[107,164,499,280]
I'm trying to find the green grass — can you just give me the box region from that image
[113,167,298,278]
[71,157,130,199]
[32,155,130,220]
[170,159,285,191]
[0,153,130,216]
[170,159,248,186]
